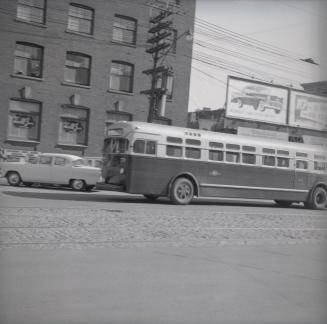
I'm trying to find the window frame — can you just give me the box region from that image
[185,147,201,160]
[67,3,94,35]
[7,98,42,143]
[133,139,157,155]
[64,51,91,86]
[14,42,44,78]
[109,60,134,93]
[58,104,90,147]
[17,0,47,25]
[112,14,137,45]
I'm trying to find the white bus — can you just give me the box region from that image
[99,121,327,209]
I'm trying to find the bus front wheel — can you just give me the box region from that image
[170,177,194,205]
[306,186,327,210]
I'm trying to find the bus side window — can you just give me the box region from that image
[146,141,156,155]
[134,140,156,155]
[263,155,275,166]
[277,157,289,168]
[242,153,256,165]
[185,147,201,159]
[296,160,308,170]
[167,145,182,157]
[226,152,240,163]
[133,140,145,153]
[314,161,327,171]
[209,150,223,161]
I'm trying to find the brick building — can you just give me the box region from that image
[0,0,195,156]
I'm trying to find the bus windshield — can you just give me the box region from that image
[103,138,129,154]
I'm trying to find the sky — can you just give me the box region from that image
[188,0,327,111]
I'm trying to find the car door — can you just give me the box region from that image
[32,155,53,183]
[51,156,71,184]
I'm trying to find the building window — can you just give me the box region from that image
[64,52,91,86]
[14,42,43,78]
[7,99,41,142]
[109,61,134,93]
[67,3,94,35]
[112,15,137,45]
[17,0,46,24]
[58,106,89,146]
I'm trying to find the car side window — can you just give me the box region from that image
[39,156,52,165]
[54,157,66,166]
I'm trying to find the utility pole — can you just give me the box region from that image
[141,5,174,123]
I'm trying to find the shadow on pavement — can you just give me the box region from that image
[1,190,308,209]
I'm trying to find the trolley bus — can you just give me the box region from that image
[99,121,327,209]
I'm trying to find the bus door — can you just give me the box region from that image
[102,137,129,186]
[294,159,311,190]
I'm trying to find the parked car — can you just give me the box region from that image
[0,153,101,191]
[84,156,103,169]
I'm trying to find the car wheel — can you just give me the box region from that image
[274,200,293,207]
[70,179,86,191]
[306,186,327,210]
[143,194,159,201]
[7,172,22,186]
[170,177,194,205]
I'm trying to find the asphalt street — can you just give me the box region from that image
[0,181,326,324]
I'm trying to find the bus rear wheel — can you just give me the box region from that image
[306,186,327,210]
[170,177,194,205]
[274,200,293,207]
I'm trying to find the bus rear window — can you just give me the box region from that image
[185,147,201,159]
[209,150,223,161]
[167,145,182,157]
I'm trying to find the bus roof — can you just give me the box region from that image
[108,121,327,154]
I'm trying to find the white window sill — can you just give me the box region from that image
[15,18,47,28]
[65,29,94,38]
[57,143,88,148]
[11,74,44,82]
[107,89,134,96]
[61,82,91,89]
[111,41,136,48]
[6,139,40,144]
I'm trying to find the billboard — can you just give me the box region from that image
[289,91,327,131]
[226,77,288,125]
